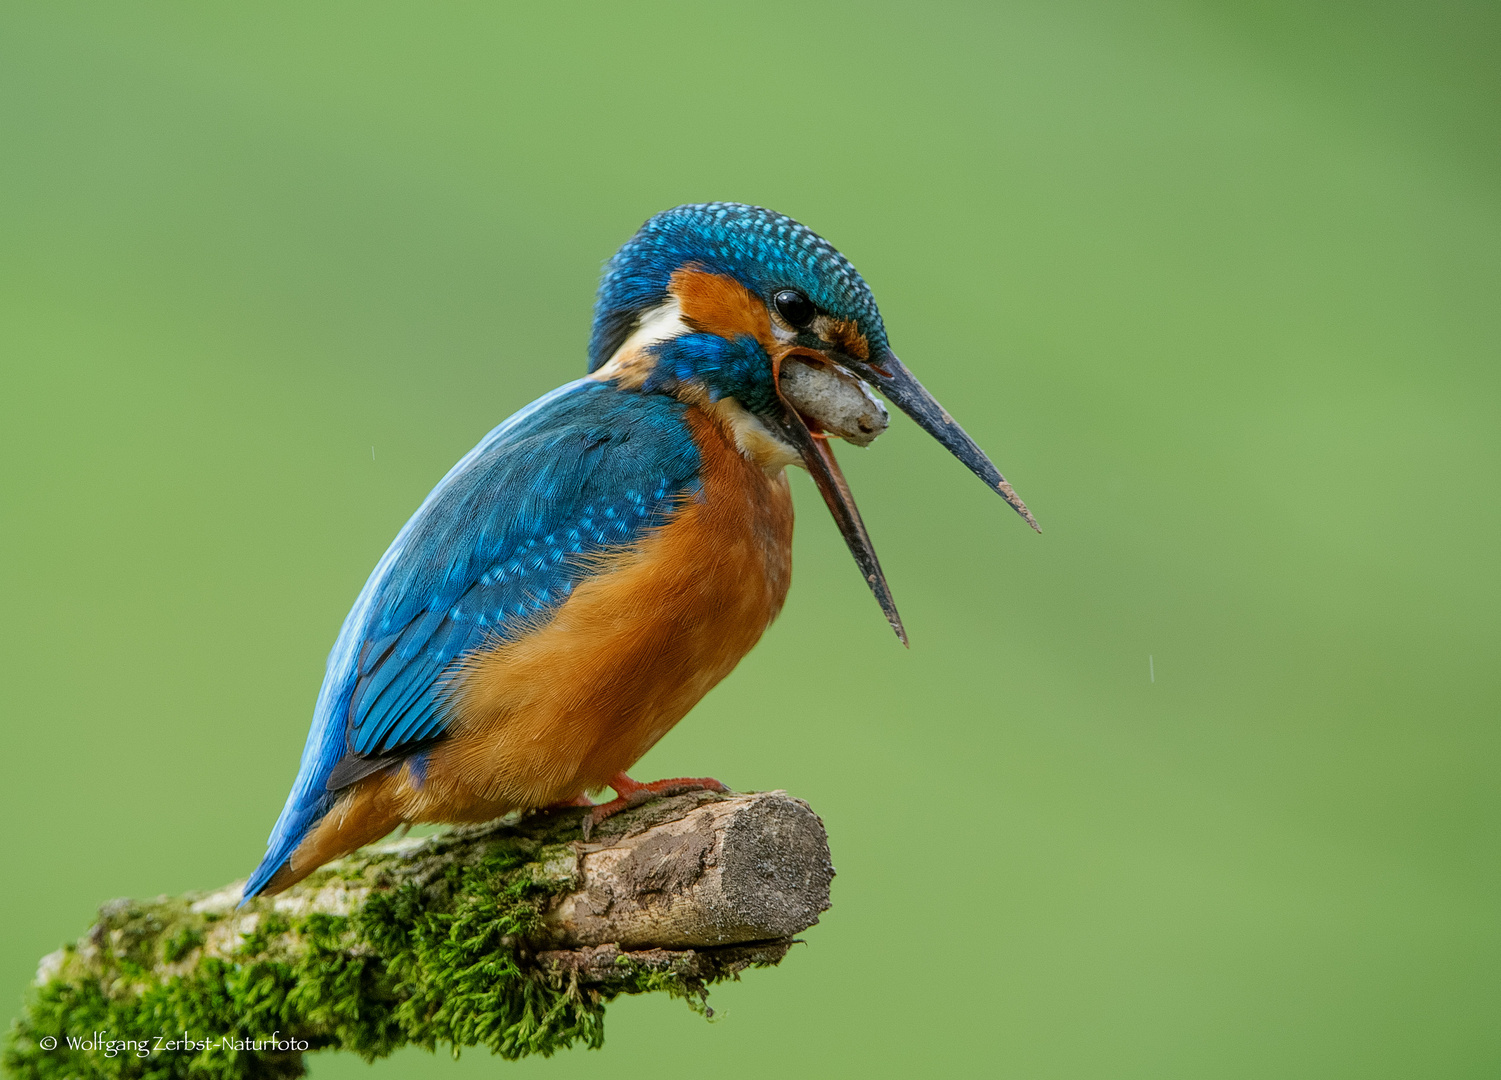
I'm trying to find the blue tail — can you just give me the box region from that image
[242,797,332,900]
[241,677,358,903]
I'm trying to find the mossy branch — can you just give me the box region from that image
[5,790,833,1080]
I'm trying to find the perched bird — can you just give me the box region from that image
[243,203,1037,898]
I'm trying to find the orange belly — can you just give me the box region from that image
[281,402,795,883]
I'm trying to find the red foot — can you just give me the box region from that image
[581,772,728,839]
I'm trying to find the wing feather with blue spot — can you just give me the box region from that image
[244,379,700,898]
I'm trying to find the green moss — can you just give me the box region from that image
[160,929,203,965]
[5,797,755,1079]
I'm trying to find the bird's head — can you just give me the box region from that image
[588,202,1037,643]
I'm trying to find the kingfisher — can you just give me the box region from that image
[243,203,1038,898]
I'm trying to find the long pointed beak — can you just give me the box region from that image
[772,406,908,645]
[844,349,1040,532]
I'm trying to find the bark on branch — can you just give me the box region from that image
[5,790,833,1080]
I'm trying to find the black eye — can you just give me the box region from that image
[773,289,816,329]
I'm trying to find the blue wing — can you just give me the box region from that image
[244,379,701,898]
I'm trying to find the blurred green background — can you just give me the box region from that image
[3,1,1499,1077]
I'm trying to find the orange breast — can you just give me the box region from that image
[386,404,794,823]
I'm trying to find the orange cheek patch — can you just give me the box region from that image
[670,267,776,351]
[823,316,870,361]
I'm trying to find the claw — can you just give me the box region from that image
[580,773,729,839]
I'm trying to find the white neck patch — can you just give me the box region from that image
[590,298,692,386]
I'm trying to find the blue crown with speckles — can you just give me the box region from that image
[587,203,889,372]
